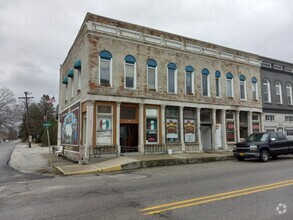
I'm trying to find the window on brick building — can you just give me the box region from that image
[275,81,283,104]
[167,63,177,93]
[263,79,271,103]
[99,50,112,86]
[239,74,246,100]
[251,77,258,101]
[185,65,194,95]
[226,72,233,98]
[286,83,292,105]
[215,71,221,97]
[147,59,157,91]
[201,68,210,96]
[124,55,136,89]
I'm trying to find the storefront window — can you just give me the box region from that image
[184,108,196,143]
[166,106,179,143]
[146,108,159,144]
[252,113,260,133]
[96,105,113,145]
[226,112,235,142]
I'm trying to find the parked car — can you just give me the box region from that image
[233,132,293,162]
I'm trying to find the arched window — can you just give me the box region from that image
[201,68,210,96]
[215,71,221,97]
[124,55,136,89]
[147,59,157,90]
[251,77,258,101]
[167,63,177,93]
[275,81,282,104]
[226,72,233,98]
[239,74,246,100]
[286,83,292,105]
[99,50,112,86]
[263,79,271,103]
[185,65,194,95]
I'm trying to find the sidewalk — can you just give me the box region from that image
[10,143,234,176]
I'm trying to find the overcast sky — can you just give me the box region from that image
[1,0,292,103]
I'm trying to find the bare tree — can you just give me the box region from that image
[0,88,17,139]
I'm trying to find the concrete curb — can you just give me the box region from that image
[54,154,234,176]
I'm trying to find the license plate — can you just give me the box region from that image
[239,153,245,156]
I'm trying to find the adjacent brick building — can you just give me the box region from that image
[58,13,263,163]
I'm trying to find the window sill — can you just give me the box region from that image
[148,89,157,92]
[186,92,194,95]
[100,83,111,87]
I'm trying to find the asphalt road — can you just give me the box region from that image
[0,141,51,184]
[0,148,292,219]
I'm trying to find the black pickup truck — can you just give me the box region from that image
[233,132,293,162]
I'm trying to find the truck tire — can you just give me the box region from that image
[260,150,270,162]
[236,156,245,161]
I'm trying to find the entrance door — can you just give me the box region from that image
[201,125,212,150]
[120,124,138,153]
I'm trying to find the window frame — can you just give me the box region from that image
[147,60,157,91]
[286,83,292,105]
[167,63,177,94]
[201,68,210,97]
[275,81,283,104]
[263,79,271,103]
[99,50,112,87]
[215,71,221,98]
[185,66,194,95]
[124,55,137,89]
[240,80,246,100]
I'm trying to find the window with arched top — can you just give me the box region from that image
[239,74,246,100]
[99,50,112,86]
[124,55,136,89]
[147,59,157,91]
[185,65,194,95]
[201,68,210,96]
[286,83,292,105]
[263,79,271,103]
[167,63,177,93]
[215,71,221,97]
[226,72,233,98]
[275,81,283,104]
[251,77,258,101]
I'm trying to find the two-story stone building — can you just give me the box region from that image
[58,13,263,163]
[260,57,293,138]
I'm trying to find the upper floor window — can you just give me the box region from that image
[167,63,177,93]
[185,65,194,95]
[201,68,210,96]
[215,71,221,98]
[263,79,271,103]
[251,77,258,101]
[265,114,275,121]
[226,72,233,98]
[124,55,136,89]
[239,74,246,100]
[275,81,283,104]
[99,50,112,86]
[147,59,157,91]
[286,83,292,105]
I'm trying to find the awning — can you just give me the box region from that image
[67,69,74,78]
[74,59,81,69]
[62,76,68,84]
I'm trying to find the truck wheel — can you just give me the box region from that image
[236,156,245,161]
[260,150,270,162]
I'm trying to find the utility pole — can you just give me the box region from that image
[19,92,34,148]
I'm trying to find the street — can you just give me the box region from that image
[0,143,292,219]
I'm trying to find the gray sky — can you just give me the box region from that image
[1,0,292,103]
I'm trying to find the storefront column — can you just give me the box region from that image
[197,108,202,151]
[139,104,144,154]
[116,102,121,156]
[161,105,166,146]
[221,110,227,150]
[248,111,252,135]
[261,112,265,132]
[85,100,94,163]
[236,111,240,142]
[180,106,185,152]
[212,108,217,150]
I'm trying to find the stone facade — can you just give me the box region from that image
[58,13,263,163]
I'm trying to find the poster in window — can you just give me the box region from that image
[252,122,260,132]
[184,119,196,142]
[146,118,158,143]
[166,119,178,141]
[61,108,79,145]
[96,117,112,145]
